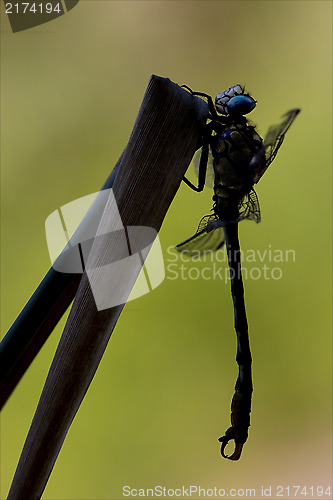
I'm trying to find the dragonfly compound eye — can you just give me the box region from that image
[226,95,256,116]
[215,84,244,114]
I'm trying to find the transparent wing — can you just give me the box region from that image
[176,189,260,256]
[264,108,300,166]
[175,214,225,256]
[250,108,300,184]
[192,149,215,189]
[238,189,261,223]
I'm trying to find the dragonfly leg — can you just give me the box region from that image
[218,222,253,461]
[181,85,219,120]
[183,121,217,192]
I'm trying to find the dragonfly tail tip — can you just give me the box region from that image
[218,430,244,461]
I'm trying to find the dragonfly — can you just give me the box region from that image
[176,84,300,460]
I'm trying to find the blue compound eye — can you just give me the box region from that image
[226,95,256,115]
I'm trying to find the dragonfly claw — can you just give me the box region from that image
[218,428,244,461]
[218,386,252,461]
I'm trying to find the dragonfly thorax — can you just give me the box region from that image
[212,124,262,194]
[215,85,256,116]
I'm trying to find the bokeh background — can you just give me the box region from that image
[1,1,332,499]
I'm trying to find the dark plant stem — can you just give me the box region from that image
[0,163,121,409]
[6,75,208,499]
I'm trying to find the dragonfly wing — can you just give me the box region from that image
[176,227,225,256]
[250,108,300,183]
[193,149,215,188]
[238,189,261,223]
[176,215,225,256]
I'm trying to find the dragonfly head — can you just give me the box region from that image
[215,85,256,116]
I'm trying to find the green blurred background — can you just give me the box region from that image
[1,1,332,499]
